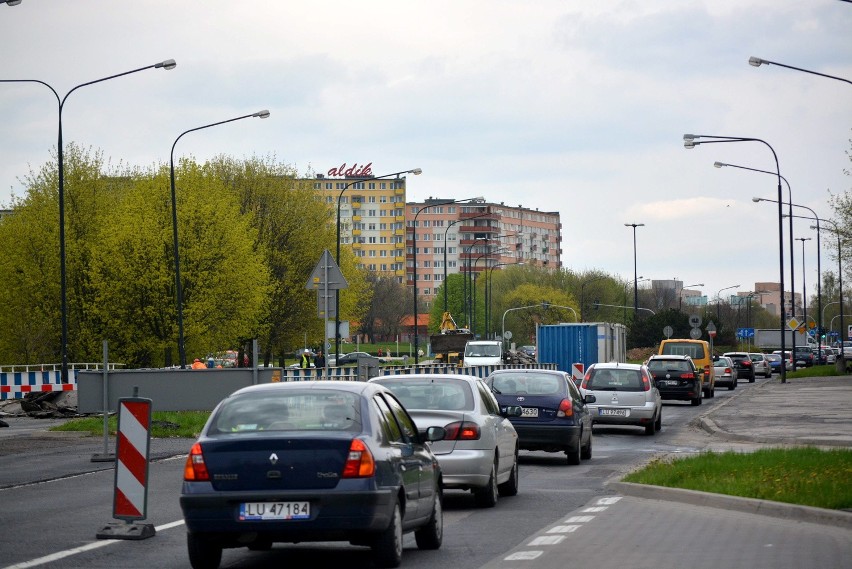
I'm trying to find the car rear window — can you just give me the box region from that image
[660,342,706,360]
[648,359,693,373]
[728,354,748,362]
[378,378,474,411]
[208,389,362,434]
[491,373,563,395]
[586,368,644,391]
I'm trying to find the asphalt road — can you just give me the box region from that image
[1,376,849,569]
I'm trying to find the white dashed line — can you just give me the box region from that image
[505,551,544,560]
[547,525,581,533]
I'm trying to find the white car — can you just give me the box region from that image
[748,353,772,378]
[370,373,521,507]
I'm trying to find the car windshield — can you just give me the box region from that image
[465,344,502,357]
[586,368,644,391]
[660,342,705,359]
[750,354,764,361]
[648,358,693,370]
[491,372,562,395]
[378,378,474,411]
[208,389,361,434]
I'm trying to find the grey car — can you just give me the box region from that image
[712,355,738,390]
[749,353,772,378]
[370,373,521,508]
[580,362,662,435]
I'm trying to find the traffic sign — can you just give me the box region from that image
[306,250,348,291]
[689,327,702,340]
[787,317,800,331]
[689,314,701,328]
[663,325,673,339]
[737,327,755,339]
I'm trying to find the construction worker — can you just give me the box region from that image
[300,350,311,368]
[191,358,206,370]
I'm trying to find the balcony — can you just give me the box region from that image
[352,215,361,222]
[394,188,404,195]
[351,201,361,209]
[352,242,362,249]
[394,242,405,249]
[352,229,362,236]
[395,215,404,222]
[394,228,406,236]
[459,225,498,234]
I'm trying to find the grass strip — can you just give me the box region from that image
[51,411,210,439]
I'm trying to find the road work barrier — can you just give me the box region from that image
[0,370,75,400]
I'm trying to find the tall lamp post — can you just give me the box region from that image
[679,283,705,312]
[462,232,517,330]
[443,211,489,313]
[624,223,644,316]
[684,133,787,382]
[2,59,177,382]
[472,248,509,338]
[715,284,741,323]
[335,168,421,360]
[749,56,852,86]
[412,197,481,364]
[796,237,813,346]
[715,162,797,359]
[486,262,521,339]
[580,275,607,322]
[816,221,848,366]
[169,110,269,368]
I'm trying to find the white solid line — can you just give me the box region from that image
[1,520,185,569]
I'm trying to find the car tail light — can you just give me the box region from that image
[444,421,481,440]
[184,442,210,481]
[681,372,695,379]
[641,374,651,392]
[342,438,376,478]
[557,399,574,418]
[704,365,711,376]
[581,372,591,390]
[725,368,733,374]
[742,360,752,366]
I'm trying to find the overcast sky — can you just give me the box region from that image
[2,1,850,308]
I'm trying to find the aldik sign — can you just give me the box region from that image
[327,162,373,177]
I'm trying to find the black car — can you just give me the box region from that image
[646,355,704,405]
[723,352,756,382]
[486,369,595,465]
[793,346,815,367]
[180,381,445,569]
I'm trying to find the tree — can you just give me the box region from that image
[360,275,408,342]
[496,283,578,346]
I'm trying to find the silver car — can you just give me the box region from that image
[748,353,772,378]
[712,355,738,390]
[370,373,521,508]
[580,362,662,435]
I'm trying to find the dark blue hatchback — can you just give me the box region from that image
[180,381,445,569]
[486,369,595,465]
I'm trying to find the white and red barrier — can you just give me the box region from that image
[0,370,76,400]
[97,397,155,540]
[572,363,585,384]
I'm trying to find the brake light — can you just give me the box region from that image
[704,365,711,376]
[184,442,209,481]
[742,361,752,366]
[342,439,376,478]
[681,372,695,379]
[557,399,574,417]
[725,368,733,374]
[581,371,591,390]
[444,421,481,440]
[641,373,651,392]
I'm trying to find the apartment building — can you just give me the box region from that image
[406,200,562,307]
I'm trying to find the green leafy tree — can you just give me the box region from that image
[360,274,408,342]
[496,283,578,346]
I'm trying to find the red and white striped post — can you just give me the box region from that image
[572,363,585,385]
[97,397,156,540]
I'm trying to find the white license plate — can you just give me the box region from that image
[239,501,310,521]
[521,407,538,417]
[663,380,679,386]
[599,408,628,417]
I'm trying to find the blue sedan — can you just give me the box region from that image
[180,381,445,569]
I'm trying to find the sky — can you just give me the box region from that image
[2,0,851,308]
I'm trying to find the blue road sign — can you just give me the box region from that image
[737,327,755,339]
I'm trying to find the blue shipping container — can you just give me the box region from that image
[537,322,627,373]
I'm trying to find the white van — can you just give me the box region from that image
[463,340,503,366]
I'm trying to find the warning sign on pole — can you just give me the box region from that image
[572,363,585,384]
[97,397,155,540]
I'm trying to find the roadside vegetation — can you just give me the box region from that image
[52,411,209,439]
[624,447,852,510]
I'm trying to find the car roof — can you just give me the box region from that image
[590,362,644,369]
[488,368,565,377]
[369,373,483,384]
[649,354,691,360]
[229,380,383,398]
[723,351,749,355]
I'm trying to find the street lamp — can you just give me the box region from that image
[443,211,489,313]
[748,56,852,86]
[501,303,550,351]
[1,59,176,382]
[624,223,644,316]
[684,133,787,382]
[809,218,847,365]
[580,275,607,322]
[412,197,482,364]
[679,282,704,312]
[715,162,797,354]
[462,232,517,329]
[486,261,521,339]
[169,110,269,368]
[472,248,509,338]
[335,168,421,360]
[715,284,740,323]
[796,237,813,346]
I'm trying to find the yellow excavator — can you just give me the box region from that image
[431,312,473,364]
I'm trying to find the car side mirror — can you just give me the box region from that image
[424,426,446,442]
[584,394,596,404]
[501,405,523,417]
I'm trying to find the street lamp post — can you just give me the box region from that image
[808,218,847,365]
[486,262,520,339]
[169,110,269,368]
[796,237,812,347]
[472,248,509,338]
[684,133,787,382]
[749,56,852,86]
[412,197,481,364]
[462,232,517,330]
[1,59,176,382]
[335,168,421,360]
[580,275,607,322]
[624,223,644,316]
[501,303,550,352]
[715,284,740,323]
[443,211,489,313]
[679,283,705,312]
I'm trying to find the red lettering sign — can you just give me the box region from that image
[327,162,373,178]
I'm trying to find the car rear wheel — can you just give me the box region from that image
[187,533,223,569]
[654,409,662,432]
[580,429,593,460]
[373,503,403,568]
[414,490,443,550]
[728,378,736,391]
[498,449,519,496]
[473,459,499,507]
[749,373,755,383]
[566,437,582,465]
[691,392,702,406]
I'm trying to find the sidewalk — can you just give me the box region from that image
[610,374,852,530]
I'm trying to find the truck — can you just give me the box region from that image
[536,322,627,375]
[754,329,814,351]
[429,312,473,364]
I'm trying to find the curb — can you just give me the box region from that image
[608,481,852,530]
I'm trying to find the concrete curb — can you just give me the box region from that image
[608,481,852,530]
